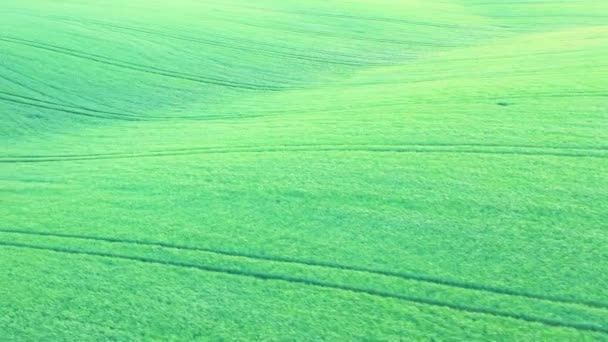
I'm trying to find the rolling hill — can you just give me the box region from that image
[1,0,607,340]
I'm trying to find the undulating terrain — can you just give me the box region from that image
[1,0,607,340]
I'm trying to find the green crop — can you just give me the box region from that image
[1,0,607,340]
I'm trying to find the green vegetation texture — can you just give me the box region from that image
[1,0,607,340]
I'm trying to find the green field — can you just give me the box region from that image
[1,0,608,340]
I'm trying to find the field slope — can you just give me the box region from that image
[1,0,607,340]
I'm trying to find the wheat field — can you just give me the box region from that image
[1,0,607,340]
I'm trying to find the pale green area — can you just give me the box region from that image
[1,0,607,340]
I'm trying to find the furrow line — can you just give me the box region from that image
[0,228,606,310]
[0,91,147,119]
[3,142,606,159]
[1,240,606,334]
[0,91,268,121]
[207,16,457,47]
[0,146,606,163]
[45,15,367,66]
[0,36,289,91]
[0,95,143,121]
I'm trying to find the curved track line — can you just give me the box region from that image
[4,8,387,64]
[206,15,457,47]
[0,95,142,121]
[43,15,369,67]
[0,35,290,91]
[0,228,605,310]
[1,241,606,334]
[3,142,607,158]
[0,144,606,163]
[0,92,254,122]
[0,91,145,118]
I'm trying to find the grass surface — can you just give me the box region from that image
[1,0,607,340]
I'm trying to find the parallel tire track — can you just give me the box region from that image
[0,35,290,91]
[43,15,369,67]
[1,228,606,311]
[0,92,144,121]
[1,240,606,334]
[0,91,141,118]
[0,95,140,121]
[0,92,267,122]
[1,144,606,163]
[207,15,457,47]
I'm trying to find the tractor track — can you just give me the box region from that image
[1,143,606,163]
[0,35,293,91]
[1,239,607,334]
[1,228,606,311]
